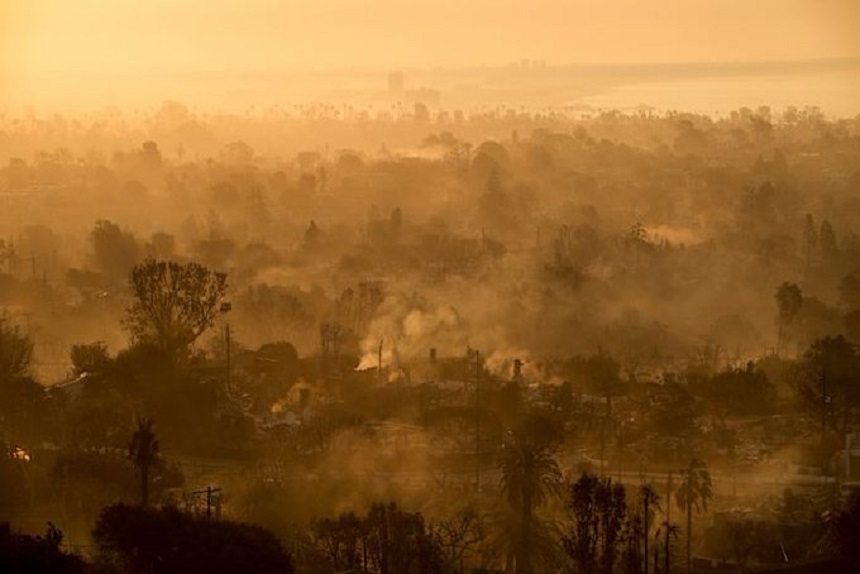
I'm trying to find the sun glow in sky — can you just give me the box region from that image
[2,0,859,110]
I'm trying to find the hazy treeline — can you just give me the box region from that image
[1,103,860,572]
[1,102,858,372]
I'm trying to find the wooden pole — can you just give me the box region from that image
[475,350,481,491]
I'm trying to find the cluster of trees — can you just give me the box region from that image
[0,522,85,573]
[2,103,859,368]
[91,504,294,574]
[0,104,859,572]
[313,503,442,573]
[3,254,860,573]
[7,409,860,573]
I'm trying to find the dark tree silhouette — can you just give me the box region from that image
[563,473,627,574]
[674,458,712,574]
[565,473,600,574]
[125,259,228,364]
[499,423,562,574]
[0,442,30,517]
[0,522,85,573]
[313,511,363,572]
[846,310,860,344]
[363,502,442,574]
[839,273,860,310]
[700,362,776,415]
[819,220,839,262]
[825,490,860,570]
[69,341,111,376]
[0,322,48,444]
[796,335,860,440]
[90,220,142,283]
[655,521,681,574]
[93,503,294,574]
[803,213,818,268]
[640,484,660,574]
[304,220,322,247]
[129,417,159,507]
[775,282,803,355]
[598,480,627,574]
[433,505,485,573]
[0,319,32,382]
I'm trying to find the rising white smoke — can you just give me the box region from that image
[356,294,469,370]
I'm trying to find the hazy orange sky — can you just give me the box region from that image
[2,0,859,110]
[5,0,860,71]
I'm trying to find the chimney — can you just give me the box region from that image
[377,339,384,386]
[513,358,524,384]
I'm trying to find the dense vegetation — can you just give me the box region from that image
[1,103,860,572]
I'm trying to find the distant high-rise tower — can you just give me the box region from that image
[388,71,404,94]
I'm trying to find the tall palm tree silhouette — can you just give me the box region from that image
[498,426,562,573]
[674,458,712,574]
[640,483,661,574]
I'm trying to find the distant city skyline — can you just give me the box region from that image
[2,0,859,114]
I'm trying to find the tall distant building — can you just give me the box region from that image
[388,72,404,94]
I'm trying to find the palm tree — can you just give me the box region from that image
[655,521,681,574]
[674,458,712,574]
[129,417,159,507]
[498,427,562,573]
[640,484,660,574]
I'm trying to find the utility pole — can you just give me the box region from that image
[0,315,4,384]
[600,419,606,476]
[225,323,232,393]
[730,431,738,500]
[665,471,672,574]
[598,368,613,477]
[643,487,650,574]
[820,371,828,448]
[377,338,384,386]
[192,486,222,520]
[220,302,232,392]
[475,349,481,492]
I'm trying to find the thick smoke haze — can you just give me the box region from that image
[3,2,860,574]
[3,0,860,112]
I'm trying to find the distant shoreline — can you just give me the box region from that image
[4,58,859,118]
